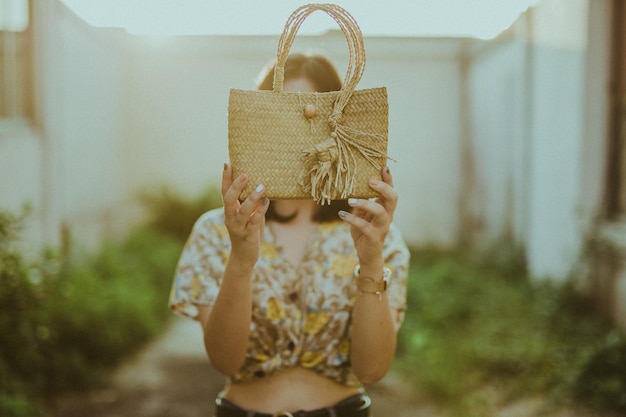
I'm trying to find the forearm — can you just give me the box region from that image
[350,259,397,385]
[204,256,254,375]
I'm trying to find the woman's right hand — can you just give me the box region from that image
[221,163,269,268]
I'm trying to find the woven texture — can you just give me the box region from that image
[228,4,388,203]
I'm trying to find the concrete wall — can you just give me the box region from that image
[525,0,590,280]
[120,35,465,248]
[2,0,465,251]
[465,0,598,280]
[0,120,44,255]
[27,0,130,249]
[464,32,530,246]
[2,0,620,321]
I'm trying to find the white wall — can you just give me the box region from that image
[525,0,589,279]
[0,123,42,215]
[465,0,596,280]
[0,121,44,255]
[3,0,610,288]
[120,34,464,248]
[25,0,130,249]
[465,32,529,246]
[2,2,466,250]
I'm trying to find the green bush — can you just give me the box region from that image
[573,338,626,413]
[396,246,626,415]
[140,185,222,243]
[0,186,222,416]
[0,215,182,416]
[0,209,45,417]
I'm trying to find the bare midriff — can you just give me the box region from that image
[222,367,361,413]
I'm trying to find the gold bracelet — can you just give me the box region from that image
[353,265,391,300]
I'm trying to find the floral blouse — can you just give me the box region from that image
[169,207,410,387]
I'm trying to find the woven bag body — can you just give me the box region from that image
[228,4,388,203]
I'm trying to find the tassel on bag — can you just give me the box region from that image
[302,128,387,205]
[301,75,388,204]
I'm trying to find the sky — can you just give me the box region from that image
[54,0,542,39]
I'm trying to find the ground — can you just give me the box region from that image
[52,317,434,417]
[52,317,617,417]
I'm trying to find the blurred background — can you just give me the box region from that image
[1,0,626,416]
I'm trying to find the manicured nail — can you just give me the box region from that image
[348,198,358,206]
[262,197,269,206]
[239,174,248,183]
[385,166,390,175]
[255,184,265,193]
[338,210,349,219]
[223,162,228,171]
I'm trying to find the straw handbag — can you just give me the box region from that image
[228,3,389,204]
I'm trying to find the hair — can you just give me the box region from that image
[257,53,351,223]
[256,53,342,93]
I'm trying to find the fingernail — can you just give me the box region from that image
[385,166,390,175]
[255,184,265,193]
[369,179,379,186]
[262,197,269,206]
[348,198,358,206]
[239,174,248,183]
[338,210,349,218]
[223,162,228,171]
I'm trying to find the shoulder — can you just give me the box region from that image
[195,207,225,227]
[180,207,229,249]
[191,207,226,234]
[385,223,406,250]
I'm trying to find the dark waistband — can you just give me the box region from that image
[214,392,371,417]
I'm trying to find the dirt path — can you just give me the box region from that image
[53,318,613,417]
[53,317,433,417]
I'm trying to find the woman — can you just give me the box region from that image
[169,53,410,417]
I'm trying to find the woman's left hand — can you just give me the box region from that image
[339,166,397,268]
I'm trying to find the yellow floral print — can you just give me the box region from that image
[266,297,286,320]
[260,242,278,260]
[338,339,350,357]
[300,350,325,368]
[211,223,229,238]
[305,311,329,334]
[254,353,270,362]
[330,254,358,277]
[192,273,201,298]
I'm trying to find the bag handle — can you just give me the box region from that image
[272,4,386,204]
[273,3,365,126]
